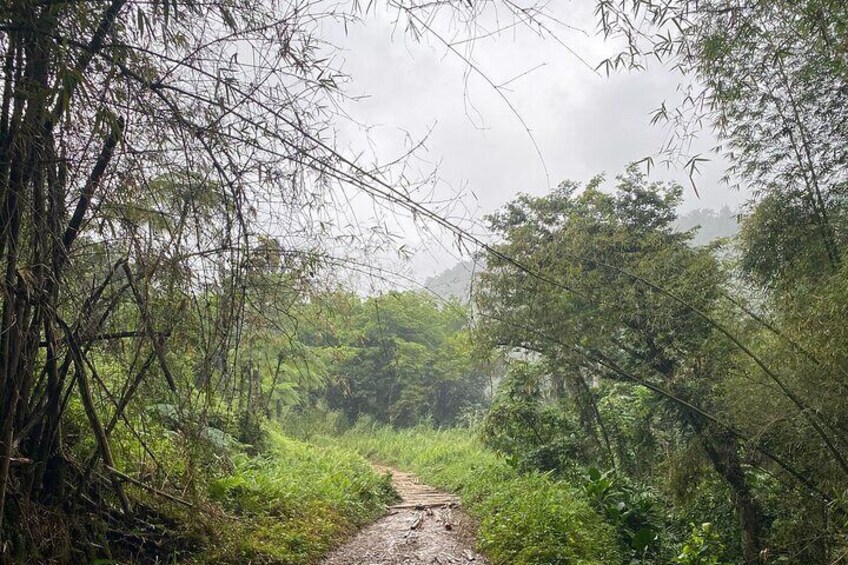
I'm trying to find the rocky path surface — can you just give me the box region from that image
[321,466,488,565]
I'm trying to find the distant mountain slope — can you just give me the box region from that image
[676,205,740,246]
[423,259,480,304]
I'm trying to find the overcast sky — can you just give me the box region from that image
[319,1,746,283]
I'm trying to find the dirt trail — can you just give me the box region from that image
[321,466,488,565]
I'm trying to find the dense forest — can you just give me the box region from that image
[0,0,846,563]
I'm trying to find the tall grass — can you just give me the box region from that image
[186,426,395,563]
[320,421,622,565]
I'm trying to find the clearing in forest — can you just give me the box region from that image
[321,466,487,564]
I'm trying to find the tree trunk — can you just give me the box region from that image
[695,422,764,564]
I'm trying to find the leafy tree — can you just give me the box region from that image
[476,167,763,562]
[592,4,848,559]
[314,291,488,427]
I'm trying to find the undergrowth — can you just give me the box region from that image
[71,422,395,564]
[312,421,622,565]
[182,426,395,563]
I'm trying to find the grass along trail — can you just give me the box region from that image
[321,465,487,564]
[316,425,621,563]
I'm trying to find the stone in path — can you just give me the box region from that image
[321,466,488,565]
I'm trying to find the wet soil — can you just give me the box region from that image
[321,466,488,565]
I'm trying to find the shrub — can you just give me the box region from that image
[193,426,395,563]
[674,523,728,565]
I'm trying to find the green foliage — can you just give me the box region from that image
[475,474,619,565]
[583,468,664,561]
[674,523,728,565]
[474,169,766,563]
[481,362,586,474]
[189,426,395,564]
[738,192,843,292]
[308,290,490,427]
[7,0,848,563]
[55,409,395,564]
[211,427,394,519]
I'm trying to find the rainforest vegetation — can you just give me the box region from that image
[0,0,846,563]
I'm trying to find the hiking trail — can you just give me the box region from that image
[321,466,488,564]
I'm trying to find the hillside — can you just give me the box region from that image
[676,205,739,246]
[423,259,480,304]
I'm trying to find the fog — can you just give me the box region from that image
[323,2,745,282]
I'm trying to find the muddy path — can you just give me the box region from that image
[321,466,488,565]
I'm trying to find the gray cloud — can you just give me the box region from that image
[324,3,745,281]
